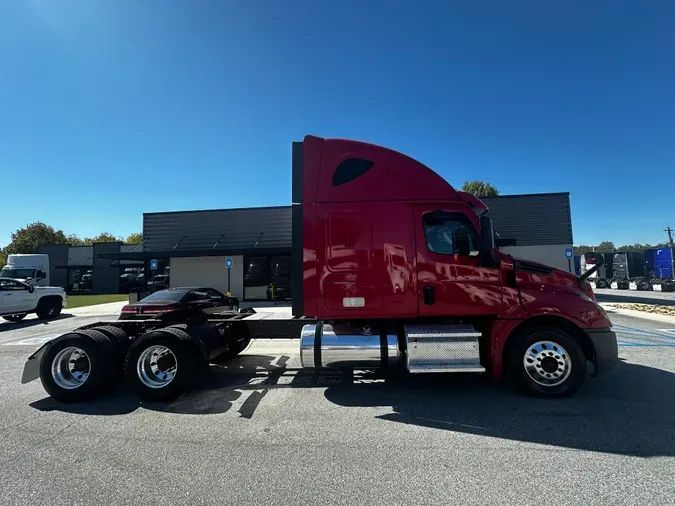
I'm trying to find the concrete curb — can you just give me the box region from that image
[600,303,675,325]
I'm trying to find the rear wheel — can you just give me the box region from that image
[3,314,27,322]
[595,279,607,289]
[36,298,62,320]
[638,279,651,290]
[125,329,205,402]
[506,326,587,397]
[39,330,117,402]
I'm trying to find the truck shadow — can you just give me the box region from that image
[0,314,74,332]
[325,359,675,457]
[30,356,675,457]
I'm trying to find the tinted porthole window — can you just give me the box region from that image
[332,158,374,186]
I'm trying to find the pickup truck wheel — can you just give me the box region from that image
[39,330,116,402]
[36,298,62,320]
[507,326,587,398]
[125,330,204,402]
[3,314,27,322]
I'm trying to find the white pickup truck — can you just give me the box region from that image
[0,278,67,322]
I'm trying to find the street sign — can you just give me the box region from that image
[564,247,573,259]
[226,257,233,269]
[150,259,158,270]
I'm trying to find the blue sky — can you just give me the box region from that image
[1,0,673,247]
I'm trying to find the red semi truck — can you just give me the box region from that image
[22,135,617,402]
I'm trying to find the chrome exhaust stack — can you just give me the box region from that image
[299,323,399,369]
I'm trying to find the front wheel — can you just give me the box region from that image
[36,298,62,320]
[506,326,587,397]
[3,314,27,322]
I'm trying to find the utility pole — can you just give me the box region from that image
[666,226,674,247]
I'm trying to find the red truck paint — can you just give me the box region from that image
[299,135,612,377]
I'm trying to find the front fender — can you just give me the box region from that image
[519,287,612,329]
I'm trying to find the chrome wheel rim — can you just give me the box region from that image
[523,341,572,387]
[51,347,90,389]
[137,345,177,389]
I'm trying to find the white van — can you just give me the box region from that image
[0,254,50,286]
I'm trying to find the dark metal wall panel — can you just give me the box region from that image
[143,206,293,253]
[142,194,572,255]
[481,193,572,246]
[37,244,68,289]
[92,242,122,294]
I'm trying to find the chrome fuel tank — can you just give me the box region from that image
[300,323,399,369]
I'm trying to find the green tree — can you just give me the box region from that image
[573,245,593,256]
[125,233,143,245]
[85,232,122,244]
[0,250,7,268]
[595,241,616,253]
[3,222,69,255]
[65,234,87,246]
[460,181,500,197]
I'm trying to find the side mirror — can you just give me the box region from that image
[479,215,499,267]
[28,284,35,293]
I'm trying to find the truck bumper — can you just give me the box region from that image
[585,328,618,376]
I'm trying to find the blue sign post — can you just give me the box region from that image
[225,257,232,295]
[564,247,573,273]
[150,259,158,271]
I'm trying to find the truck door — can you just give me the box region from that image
[414,206,502,316]
[0,279,37,314]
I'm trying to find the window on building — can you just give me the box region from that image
[243,255,291,301]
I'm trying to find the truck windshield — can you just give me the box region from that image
[0,267,36,279]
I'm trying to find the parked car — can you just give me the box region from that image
[119,287,239,320]
[0,278,67,322]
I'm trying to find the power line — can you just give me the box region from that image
[665,226,674,247]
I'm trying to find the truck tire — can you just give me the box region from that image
[90,326,131,378]
[638,279,651,291]
[506,326,587,398]
[3,314,27,322]
[36,297,62,320]
[39,330,117,403]
[595,279,607,289]
[124,328,205,402]
[213,336,251,361]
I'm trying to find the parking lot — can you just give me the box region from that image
[1,304,674,505]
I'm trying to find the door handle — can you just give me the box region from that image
[423,286,435,305]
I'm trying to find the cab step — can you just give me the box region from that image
[404,324,485,373]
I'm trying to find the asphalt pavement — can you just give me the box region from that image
[0,307,674,505]
[594,287,675,305]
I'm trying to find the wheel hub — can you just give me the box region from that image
[137,345,177,389]
[51,347,90,389]
[522,340,572,387]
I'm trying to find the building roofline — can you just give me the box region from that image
[481,192,570,199]
[143,204,292,217]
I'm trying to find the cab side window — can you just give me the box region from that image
[0,279,27,291]
[423,212,480,256]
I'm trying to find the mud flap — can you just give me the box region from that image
[21,342,51,384]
